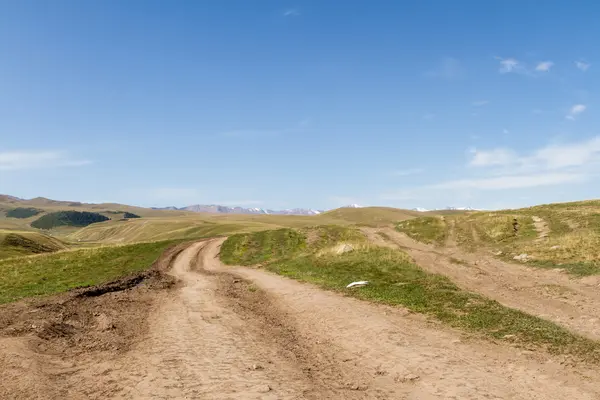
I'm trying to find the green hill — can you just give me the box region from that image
[5,207,43,219]
[0,231,66,259]
[31,211,110,230]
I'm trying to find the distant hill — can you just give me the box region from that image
[31,211,110,229]
[5,207,43,219]
[0,231,66,259]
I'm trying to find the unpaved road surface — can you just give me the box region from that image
[4,239,600,399]
[532,216,550,241]
[363,227,600,340]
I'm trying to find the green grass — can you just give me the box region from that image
[301,225,367,248]
[396,217,447,244]
[220,228,307,265]
[526,259,600,277]
[221,229,600,362]
[0,240,177,304]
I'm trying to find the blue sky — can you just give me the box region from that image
[1,0,599,211]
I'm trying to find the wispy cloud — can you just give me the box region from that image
[283,9,300,17]
[503,128,510,135]
[535,61,554,72]
[381,136,600,201]
[497,57,520,73]
[392,168,423,176]
[566,104,586,120]
[0,150,91,171]
[496,57,551,76]
[469,147,516,167]
[575,61,591,71]
[431,173,585,190]
[424,58,464,79]
[472,100,489,107]
[469,137,600,170]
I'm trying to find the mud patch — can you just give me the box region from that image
[0,241,189,400]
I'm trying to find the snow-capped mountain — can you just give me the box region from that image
[153,204,323,216]
[412,206,478,212]
[343,204,362,208]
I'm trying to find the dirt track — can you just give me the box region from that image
[3,239,600,398]
[362,227,600,341]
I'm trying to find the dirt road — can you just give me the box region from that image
[362,227,600,341]
[4,239,600,399]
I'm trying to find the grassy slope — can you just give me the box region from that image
[0,231,66,260]
[0,240,177,304]
[397,217,448,245]
[0,197,192,232]
[317,206,419,227]
[67,207,418,244]
[221,227,600,362]
[397,202,600,275]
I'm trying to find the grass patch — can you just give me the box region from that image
[526,259,600,277]
[220,228,307,265]
[220,225,367,266]
[396,217,447,245]
[0,240,177,304]
[301,225,367,249]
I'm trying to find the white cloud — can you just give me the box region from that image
[533,137,600,168]
[382,136,600,202]
[535,61,554,72]
[575,61,591,71]
[566,104,586,120]
[472,100,489,107]
[431,173,586,190]
[392,168,423,176]
[0,150,91,171]
[283,9,300,17]
[425,58,464,79]
[469,147,517,167]
[470,136,600,171]
[498,57,519,73]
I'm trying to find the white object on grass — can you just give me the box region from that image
[346,281,369,288]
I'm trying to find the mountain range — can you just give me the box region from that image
[151,204,325,216]
[412,206,478,212]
